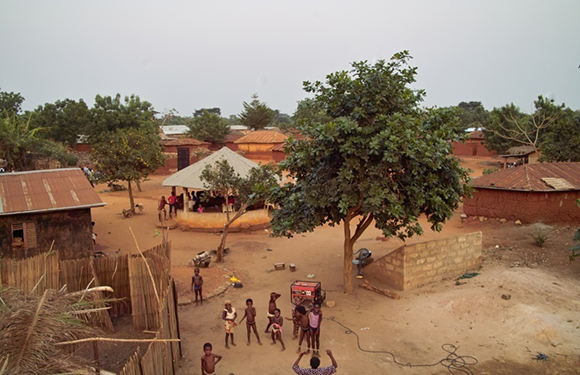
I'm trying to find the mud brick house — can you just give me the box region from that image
[452,130,497,157]
[463,162,580,223]
[0,168,105,259]
[234,130,288,161]
[157,138,211,173]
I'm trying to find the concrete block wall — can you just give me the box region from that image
[365,232,482,291]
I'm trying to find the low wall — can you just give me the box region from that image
[175,209,272,232]
[365,232,482,291]
[463,189,580,223]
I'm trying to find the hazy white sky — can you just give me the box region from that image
[1,0,579,117]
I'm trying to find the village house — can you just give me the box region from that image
[157,137,211,173]
[499,145,540,168]
[463,162,580,223]
[0,168,105,259]
[234,129,288,161]
[452,130,497,157]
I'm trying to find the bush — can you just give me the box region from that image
[483,168,499,175]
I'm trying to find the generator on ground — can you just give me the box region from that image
[290,280,326,307]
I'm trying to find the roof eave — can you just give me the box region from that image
[0,203,107,217]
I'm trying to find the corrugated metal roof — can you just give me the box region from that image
[0,168,105,216]
[234,130,288,144]
[224,131,249,143]
[161,125,189,135]
[471,162,580,192]
[161,138,209,146]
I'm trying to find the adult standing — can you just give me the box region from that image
[292,350,338,374]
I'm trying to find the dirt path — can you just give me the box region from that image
[91,172,580,374]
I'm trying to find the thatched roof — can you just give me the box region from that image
[0,287,108,374]
[500,145,536,157]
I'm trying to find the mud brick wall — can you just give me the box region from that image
[463,189,580,224]
[366,232,482,291]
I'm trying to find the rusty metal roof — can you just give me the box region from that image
[0,168,106,216]
[471,162,580,192]
[161,138,210,147]
[234,130,288,144]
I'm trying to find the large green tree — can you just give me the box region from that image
[0,89,24,117]
[92,127,164,211]
[188,109,231,143]
[539,109,580,162]
[90,94,162,204]
[31,99,91,147]
[270,52,470,293]
[239,94,275,130]
[89,94,156,140]
[293,97,332,127]
[200,160,280,262]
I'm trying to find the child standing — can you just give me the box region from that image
[158,196,168,221]
[201,342,222,375]
[191,268,203,305]
[270,308,285,351]
[309,302,323,356]
[265,292,281,333]
[222,301,237,349]
[295,305,311,354]
[239,298,262,346]
[285,296,303,340]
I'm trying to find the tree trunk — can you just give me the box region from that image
[216,204,246,263]
[127,180,135,211]
[343,215,354,294]
[136,179,143,192]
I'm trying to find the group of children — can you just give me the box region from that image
[197,275,326,375]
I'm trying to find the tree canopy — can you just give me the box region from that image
[89,93,163,210]
[31,99,91,147]
[91,127,164,210]
[0,115,77,171]
[270,52,470,293]
[0,89,24,117]
[188,109,231,143]
[457,101,490,131]
[239,94,275,130]
[89,94,156,140]
[483,96,567,155]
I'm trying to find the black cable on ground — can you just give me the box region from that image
[329,316,478,375]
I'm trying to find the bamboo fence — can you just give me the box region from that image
[119,280,182,375]
[0,242,181,372]
[0,251,59,295]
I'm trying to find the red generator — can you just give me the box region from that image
[290,280,326,307]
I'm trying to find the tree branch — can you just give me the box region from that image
[351,212,374,243]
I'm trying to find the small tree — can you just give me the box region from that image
[200,160,280,262]
[270,52,471,293]
[92,127,164,211]
[239,94,275,130]
[0,89,25,117]
[188,109,231,143]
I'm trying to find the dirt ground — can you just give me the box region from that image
[91,156,580,374]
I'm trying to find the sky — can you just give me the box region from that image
[1,0,579,117]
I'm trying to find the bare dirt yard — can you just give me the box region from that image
[92,157,580,374]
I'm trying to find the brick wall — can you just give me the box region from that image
[365,232,482,291]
